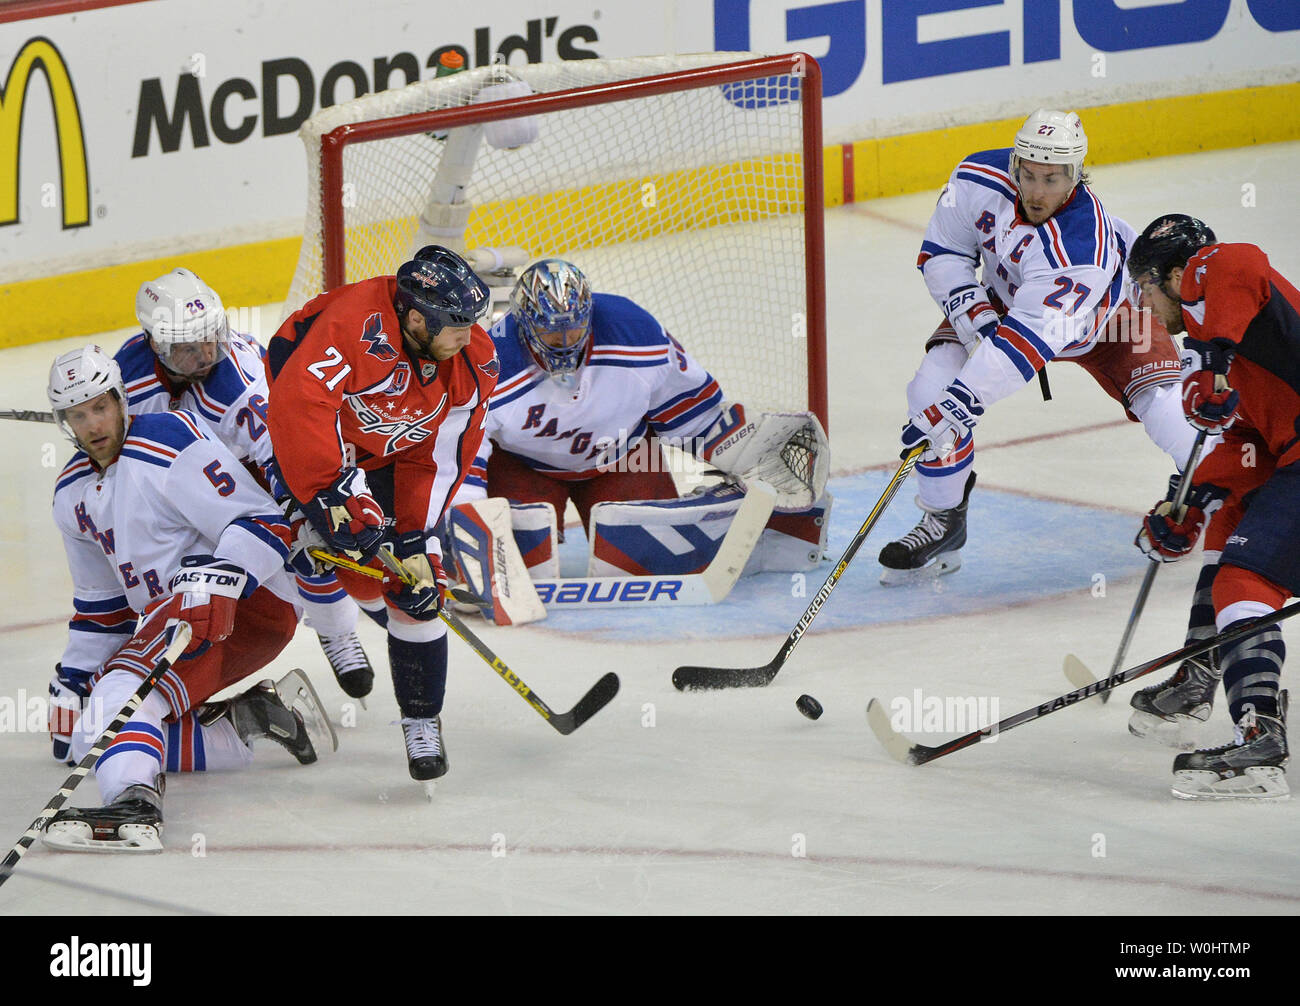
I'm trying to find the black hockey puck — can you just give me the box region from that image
[796,694,824,720]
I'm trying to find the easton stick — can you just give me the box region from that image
[0,408,55,424]
[0,622,192,890]
[312,546,620,734]
[673,444,927,690]
[1063,430,1208,701]
[866,599,1300,766]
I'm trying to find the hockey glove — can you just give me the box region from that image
[901,379,983,460]
[49,663,92,764]
[302,468,387,560]
[382,530,447,619]
[943,285,1001,350]
[1135,475,1226,562]
[1181,338,1239,434]
[169,555,252,655]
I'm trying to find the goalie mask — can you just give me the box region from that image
[136,268,230,380]
[47,344,129,458]
[1009,109,1087,185]
[511,259,593,380]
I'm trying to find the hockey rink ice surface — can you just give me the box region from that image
[2,143,1299,915]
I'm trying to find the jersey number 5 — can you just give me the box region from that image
[1044,278,1092,313]
[306,347,353,391]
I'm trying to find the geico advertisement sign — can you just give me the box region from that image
[132,16,600,156]
[713,0,1300,99]
[0,36,88,232]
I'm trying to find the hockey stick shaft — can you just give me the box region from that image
[673,444,926,690]
[0,622,192,890]
[871,599,1300,766]
[1098,430,1208,701]
[318,546,618,734]
[0,409,55,424]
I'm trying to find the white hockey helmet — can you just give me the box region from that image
[135,267,230,376]
[1009,109,1088,184]
[47,344,128,445]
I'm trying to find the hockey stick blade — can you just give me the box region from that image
[549,671,621,735]
[672,661,778,691]
[865,598,1300,768]
[672,445,926,692]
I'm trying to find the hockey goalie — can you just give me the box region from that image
[443,257,832,624]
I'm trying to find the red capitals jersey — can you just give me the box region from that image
[1181,243,1300,479]
[266,276,499,533]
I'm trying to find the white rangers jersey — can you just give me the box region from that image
[463,293,726,489]
[116,331,273,467]
[53,410,298,675]
[919,147,1138,406]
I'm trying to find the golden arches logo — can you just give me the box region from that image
[0,36,89,229]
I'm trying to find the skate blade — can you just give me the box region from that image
[878,551,962,587]
[276,668,340,755]
[1171,765,1290,800]
[422,781,437,802]
[43,821,164,854]
[1128,710,1208,750]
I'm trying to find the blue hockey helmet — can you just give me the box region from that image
[510,259,593,377]
[393,246,491,345]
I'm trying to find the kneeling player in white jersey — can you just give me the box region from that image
[878,109,1199,584]
[123,268,375,699]
[43,346,335,852]
[446,259,830,622]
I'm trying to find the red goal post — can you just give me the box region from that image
[286,53,827,429]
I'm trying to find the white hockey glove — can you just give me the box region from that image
[943,285,1000,350]
[701,404,830,510]
[901,378,984,460]
[49,663,91,764]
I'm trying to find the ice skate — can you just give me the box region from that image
[1171,694,1289,800]
[401,716,448,799]
[1128,657,1220,748]
[43,781,164,854]
[879,473,975,586]
[203,670,337,765]
[319,629,375,702]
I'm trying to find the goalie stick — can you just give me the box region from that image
[310,546,619,734]
[865,599,1300,766]
[1063,431,1208,701]
[0,622,192,890]
[673,444,926,690]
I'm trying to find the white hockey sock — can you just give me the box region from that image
[72,671,169,805]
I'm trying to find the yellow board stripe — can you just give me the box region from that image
[4,81,1298,349]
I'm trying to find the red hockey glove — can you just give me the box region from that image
[382,531,448,619]
[169,555,251,654]
[1181,338,1239,434]
[1135,475,1226,562]
[303,469,387,559]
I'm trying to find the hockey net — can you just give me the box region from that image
[284,52,826,425]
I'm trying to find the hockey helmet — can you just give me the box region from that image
[393,245,491,347]
[510,258,593,378]
[1128,214,1217,286]
[1009,109,1088,184]
[47,344,129,448]
[135,268,230,378]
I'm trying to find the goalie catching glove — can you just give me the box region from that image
[382,530,448,619]
[169,555,251,655]
[301,468,387,559]
[700,404,830,510]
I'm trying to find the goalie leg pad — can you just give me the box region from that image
[588,486,831,578]
[445,498,546,626]
[509,501,559,579]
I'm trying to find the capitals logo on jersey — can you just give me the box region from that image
[349,395,449,454]
[361,313,398,361]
